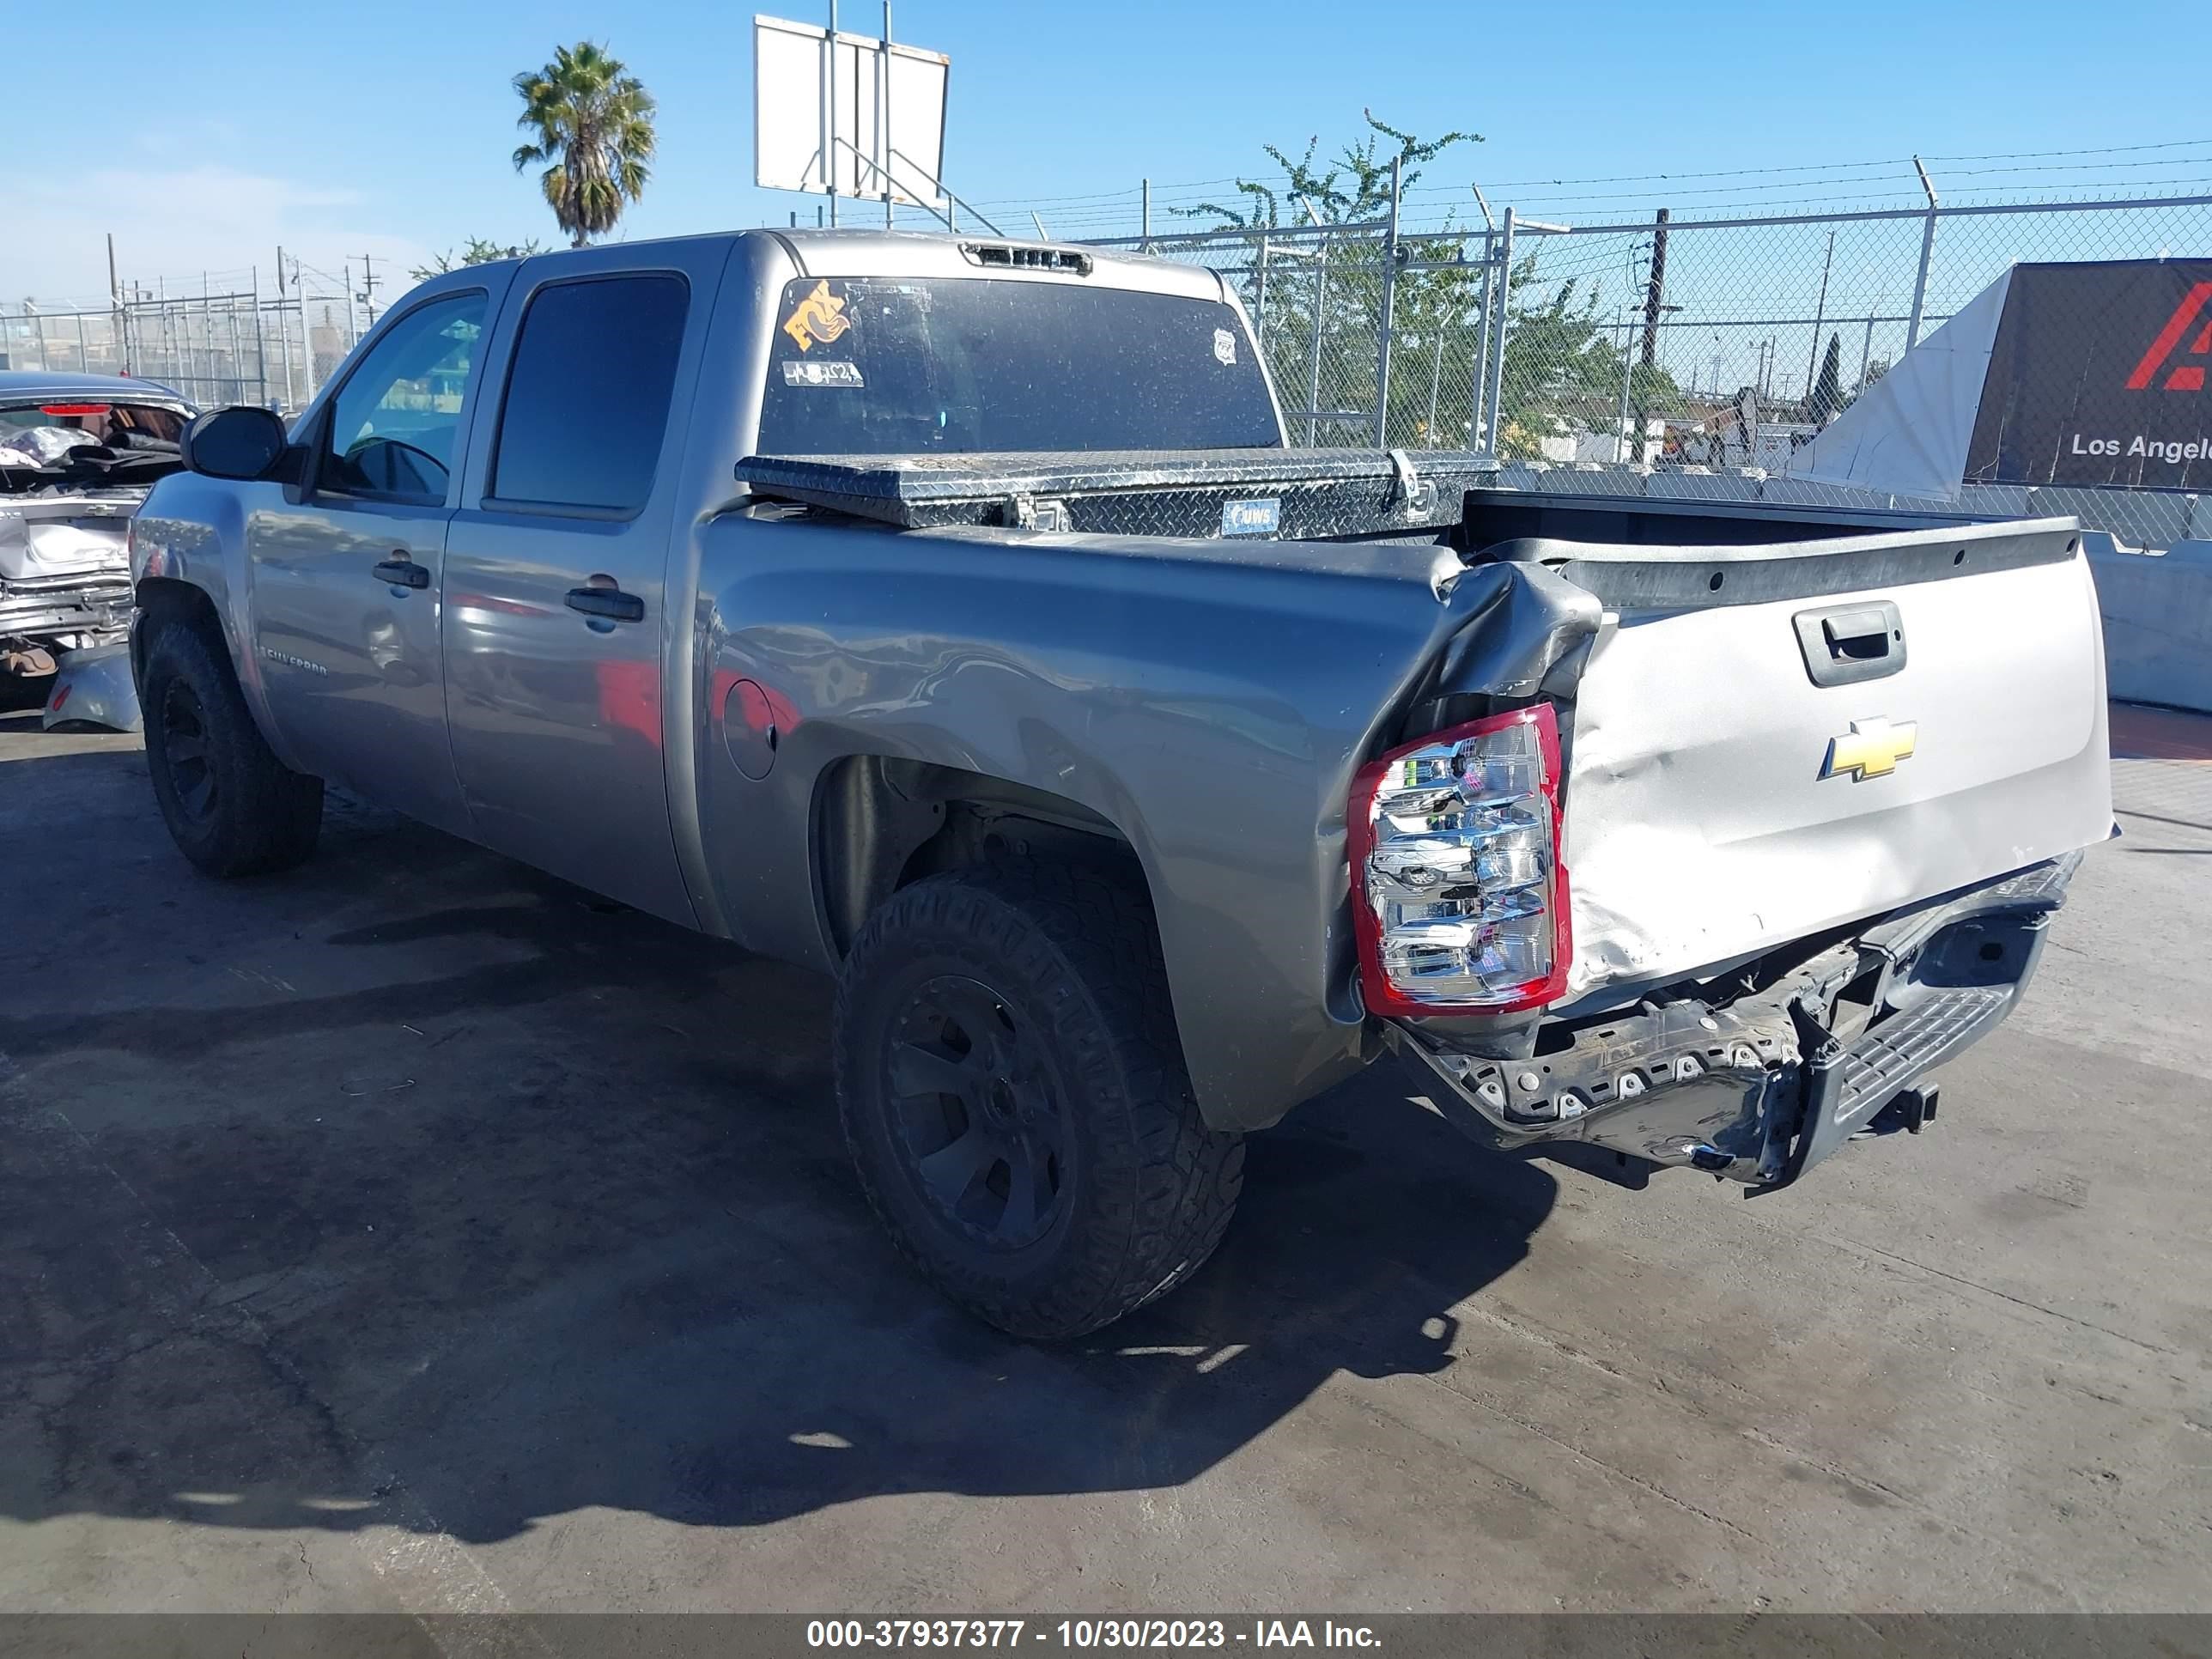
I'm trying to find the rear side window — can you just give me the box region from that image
[489,274,689,512]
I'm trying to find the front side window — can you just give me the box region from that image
[319,292,488,503]
[489,274,689,513]
[757,276,1280,455]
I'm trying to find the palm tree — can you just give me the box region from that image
[511,42,656,248]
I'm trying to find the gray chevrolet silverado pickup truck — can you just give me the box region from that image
[129,228,2114,1338]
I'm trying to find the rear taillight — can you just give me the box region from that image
[1347,702,1570,1016]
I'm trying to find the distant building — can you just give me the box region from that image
[1536,415,1667,467]
[1663,398,1812,470]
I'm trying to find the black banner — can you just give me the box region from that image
[0,1618,2209,1659]
[1964,258,2212,489]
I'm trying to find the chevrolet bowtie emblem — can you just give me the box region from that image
[1823,717,1917,781]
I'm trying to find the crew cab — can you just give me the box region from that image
[128,230,2113,1338]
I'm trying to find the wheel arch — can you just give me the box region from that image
[133,571,306,775]
[131,575,227,683]
[811,754,1155,963]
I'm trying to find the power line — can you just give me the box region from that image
[1919,135,2212,162]
[1429,159,1917,193]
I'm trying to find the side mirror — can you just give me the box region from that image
[180,405,291,482]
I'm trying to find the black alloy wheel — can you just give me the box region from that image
[835,862,1244,1340]
[158,678,219,829]
[885,973,1073,1251]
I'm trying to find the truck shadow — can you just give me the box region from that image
[342,1097,1557,1540]
[2,777,1559,1544]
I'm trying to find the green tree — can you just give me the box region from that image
[1172,112,1683,453]
[1486,258,1682,461]
[1176,113,1483,445]
[408,237,547,283]
[1808,331,1844,423]
[1179,109,1479,230]
[511,42,656,248]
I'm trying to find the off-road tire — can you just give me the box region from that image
[836,860,1244,1340]
[141,617,324,877]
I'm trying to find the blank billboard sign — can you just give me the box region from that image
[754,14,949,207]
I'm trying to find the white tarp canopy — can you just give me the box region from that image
[1785,270,2011,502]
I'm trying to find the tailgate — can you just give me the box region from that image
[1553,516,2111,1004]
[1,495,137,580]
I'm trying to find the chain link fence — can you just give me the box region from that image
[2,264,374,415]
[1090,185,2212,549]
[10,185,2210,546]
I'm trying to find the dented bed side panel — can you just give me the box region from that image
[690,518,1588,1133]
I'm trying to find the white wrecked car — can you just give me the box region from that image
[2,371,194,724]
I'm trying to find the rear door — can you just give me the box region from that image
[246,285,501,831]
[441,247,720,926]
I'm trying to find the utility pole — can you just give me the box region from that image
[1632,208,1670,463]
[1639,207,1669,368]
[1803,227,1836,396]
[357,254,380,327]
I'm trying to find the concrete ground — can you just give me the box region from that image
[2,686,2207,1614]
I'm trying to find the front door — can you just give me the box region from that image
[441,259,708,926]
[246,286,499,831]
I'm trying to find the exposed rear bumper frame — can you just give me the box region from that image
[1389,853,2080,1191]
[0,571,132,646]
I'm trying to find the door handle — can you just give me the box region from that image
[1820,606,1894,660]
[565,586,646,623]
[1793,600,1905,688]
[373,556,430,590]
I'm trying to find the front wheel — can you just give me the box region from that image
[141,618,324,877]
[836,861,1243,1340]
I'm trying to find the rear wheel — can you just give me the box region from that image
[141,619,324,877]
[836,861,1243,1340]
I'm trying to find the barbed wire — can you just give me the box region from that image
[975,140,2212,241]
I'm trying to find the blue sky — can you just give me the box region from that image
[15,0,2212,304]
